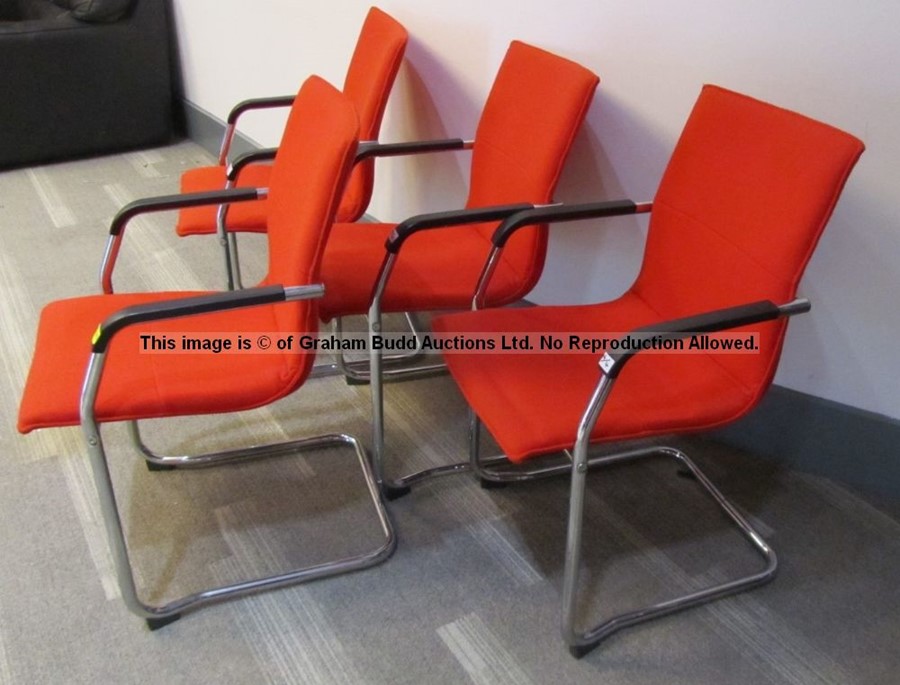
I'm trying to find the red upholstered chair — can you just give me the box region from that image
[316,41,599,492]
[175,7,408,289]
[17,76,396,627]
[430,85,864,656]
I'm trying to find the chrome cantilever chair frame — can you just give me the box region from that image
[381,202,808,656]
[214,94,295,291]
[547,295,810,656]
[88,190,396,628]
[363,201,539,497]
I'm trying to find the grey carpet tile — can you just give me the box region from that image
[0,143,898,684]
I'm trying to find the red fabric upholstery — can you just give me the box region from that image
[18,293,316,431]
[318,41,599,321]
[319,221,534,320]
[175,7,407,237]
[18,76,359,433]
[177,164,272,235]
[339,7,409,220]
[435,85,864,462]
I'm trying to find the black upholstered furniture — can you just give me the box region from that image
[0,0,175,168]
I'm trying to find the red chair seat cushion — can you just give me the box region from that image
[318,222,541,321]
[18,292,313,433]
[434,295,776,462]
[176,164,273,236]
[176,163,363,237]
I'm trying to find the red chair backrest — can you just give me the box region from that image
[467,41,599,300]
[265,76,360,338]
[338,7,408,222]
[631,85,864,391]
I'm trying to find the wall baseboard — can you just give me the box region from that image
[183,99,260,160]
[182,97,899,502]
[713,385,900,500]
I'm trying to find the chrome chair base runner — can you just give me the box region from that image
[93,421,396,626]
[307,312,447,385]
[386,413,777,657]
[558,443,777,657]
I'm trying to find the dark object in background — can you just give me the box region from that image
[0,0,175,168]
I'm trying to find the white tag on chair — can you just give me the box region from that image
[599,352,615,375]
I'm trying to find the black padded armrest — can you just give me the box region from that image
[355,138,470,162]
[386,203,534,254]
[226,95,295,125]
[227,147,278,181]
[91,285,287,353]
[109,188,264,235]
[600,299,810,379]
[492,200,649,247]
[225,137,462,181]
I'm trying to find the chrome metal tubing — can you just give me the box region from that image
[390,462,472,489]
[308,314,442,382]
[99,233,123,294]
[471,246,502,311]
[337,312,437,383]
[388,457,519,491]
[387,408,602,493]
[283,283,326,301]
[342,359,448,384]
[467,410,588,485]
[216,181,238,290]
[366,256,457,492]
[128,420,333,469]
[82,358,395,623]
[367,252,396,488]
[217,123,236,165]
[384,412,515,492]
[228,235,243,292]
[558,374,777,657]
[81,352,143,616]
[414,372,776,656]
[310,359,447,384]
[562,444,777,656]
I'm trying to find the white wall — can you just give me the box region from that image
[171,0,900,421]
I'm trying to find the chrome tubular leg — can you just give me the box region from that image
[561,375,613,654]
[562,441,778,657]
[82,355,148,620]
[215,202,236,291]
[386,410,511,496]
[368,270,388,493]
[366,254,416,500]
[94,429,395,625]
[228,232,243,290]
[561,445,589,656]
[82,357,396,626]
